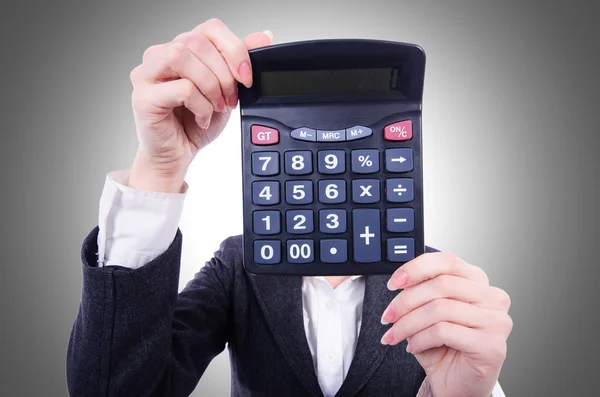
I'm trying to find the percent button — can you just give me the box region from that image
[351,149,379,174]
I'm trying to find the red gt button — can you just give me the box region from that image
[251,125,279,145]
[384,120,412,141]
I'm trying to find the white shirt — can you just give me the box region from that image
[97,170,505,397]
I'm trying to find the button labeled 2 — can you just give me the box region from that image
[286,210,314,234]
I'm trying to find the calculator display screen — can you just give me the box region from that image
[260,67,402,97]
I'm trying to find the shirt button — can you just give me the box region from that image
[326,300,336,311]
[327,353,336,362]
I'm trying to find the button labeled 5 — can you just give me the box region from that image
[285,180,313,205]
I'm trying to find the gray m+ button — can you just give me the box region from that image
[346,126,372,141]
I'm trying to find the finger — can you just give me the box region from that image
[380,298,511,346]
[174,32,239,108]
[194,18,273,88]
[133,42,225,111]
[387,252,489,291]
[142,42,169,63]
[407,321,508,364]
[242,30,274,50]
[132,78,213,128]
[381,275,510,325]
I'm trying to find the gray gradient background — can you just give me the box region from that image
[2,0,599,396]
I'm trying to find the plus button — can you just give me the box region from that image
[360,226,376,245]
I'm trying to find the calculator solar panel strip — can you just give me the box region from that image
[238,39,426,276]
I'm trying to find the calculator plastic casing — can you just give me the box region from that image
[239,39,426,276]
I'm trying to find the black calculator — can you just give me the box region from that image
[238,39,425,276]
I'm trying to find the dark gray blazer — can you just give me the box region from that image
[67,227,436,396]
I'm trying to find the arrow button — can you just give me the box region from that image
[385,148,413,173]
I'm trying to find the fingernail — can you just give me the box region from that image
[380,306,395,325]
[387,270,408,291]
[406,343,413,353]
[238,61,252,88]
[217,97,226,111]
[380,330,394,345]
[228,93,238,108]
[262,30,274,41]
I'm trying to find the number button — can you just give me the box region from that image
[252,181,280,205]
[352,209,382,263]
[253,211,281,235]
[318,180,346,204]
[317,150,345,174]
[319,209,347,234]
[252,152,279,176]
[320,239,348,263]
[352,179,380,204]
[286,210,314,234]
[287,239,314,264]
[385,148,413,173]
[386,208,414,232]
[254,240,281,265]
[385,178,414,203]
[387,238,415,262]
[285,151,312,175]
[285,181,313,205]
[351,149,379,174]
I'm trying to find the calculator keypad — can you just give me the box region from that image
[246,119,420,272]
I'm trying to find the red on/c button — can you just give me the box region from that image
[384,120,412,141]
[251,125,279,145]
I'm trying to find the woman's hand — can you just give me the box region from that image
[382,252,513,397]
[128,18,273,192]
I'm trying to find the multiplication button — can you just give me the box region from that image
[352,179,380,204]
[385,178,414,203]
[320,239,348,263]
[351,149,379,174]
[387,238,415,262]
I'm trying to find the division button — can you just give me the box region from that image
[251,125,279,145]
[346,126,373,141]
[317,129,346,142]
[290,127,317,142]
[385,178,414,203]
[384,120,412,141]
[320,239,348,263]
[254,240,281,265]
[385,148,413,173]
[386,208,415,233]
[387,238,415,262]
[352,209,382,263]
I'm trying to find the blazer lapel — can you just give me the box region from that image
[248,273,324,397]
[335,274,397,397]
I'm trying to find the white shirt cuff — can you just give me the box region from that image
[97,169,188,269]
[416,378,505,397]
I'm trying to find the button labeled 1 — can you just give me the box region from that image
[253,211,281,235]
